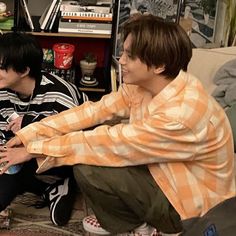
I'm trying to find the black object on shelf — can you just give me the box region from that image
[12,0,18,31]
[42,63,76,84]
[13,0,34,32]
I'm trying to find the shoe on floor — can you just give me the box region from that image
[43,177,76,226]
[83,215,110,235]
[83,214,157,235]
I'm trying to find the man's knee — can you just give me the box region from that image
[73,164,129,193]
[73,164,95,187]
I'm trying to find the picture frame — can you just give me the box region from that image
[113,0,183,58]
[180,0,219,48]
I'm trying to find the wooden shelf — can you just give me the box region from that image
[31,31,112,39]
[79,86,106,92]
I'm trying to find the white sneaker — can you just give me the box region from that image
[133,223,156,235]
[83,215,110,235]
[83,214,158,235]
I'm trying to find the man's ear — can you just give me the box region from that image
[20,67,30,78]
[154,65,165,75]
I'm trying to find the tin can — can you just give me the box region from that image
[53,43,75,69]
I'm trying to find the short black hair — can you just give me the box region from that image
[122,14,193,79]
[0,32,43,80]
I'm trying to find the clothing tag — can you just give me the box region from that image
[204,224,218,236]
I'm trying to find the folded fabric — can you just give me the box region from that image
[225,103,236,152]
[212,59,236,108]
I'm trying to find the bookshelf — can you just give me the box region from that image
[10,0,118,100]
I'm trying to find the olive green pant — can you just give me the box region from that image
[73,165,182,234]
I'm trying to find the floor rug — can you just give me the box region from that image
[0,192,88,236]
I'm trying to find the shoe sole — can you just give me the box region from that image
[83,221,110,235]
[83,215,110,235]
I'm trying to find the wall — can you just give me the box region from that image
[28,0,49,16]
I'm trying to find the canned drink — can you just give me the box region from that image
[0,139,22,175]
[0,157,22,174]
[5,164,22,175]
[0,162,22,175]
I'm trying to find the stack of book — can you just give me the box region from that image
[58,1,113,35]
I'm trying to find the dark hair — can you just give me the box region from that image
[0,32,43,80]
[122,14,192,78]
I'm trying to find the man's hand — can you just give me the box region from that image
[6,136,23,148]
[0,146,32,174]
[6,116,23,134]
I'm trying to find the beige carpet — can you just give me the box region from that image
[0,192,89,236]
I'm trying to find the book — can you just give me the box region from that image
[44,0,59,31]
[39,0,58,30]
[15,0,33,31]
[20,0,34,31]
[59,21,112,31]
[60,1,111,14]
[60,18,111,24]
[58,26,111,35]
[61,12,112,22]
[44,0,62,32]
[48,0,62,31]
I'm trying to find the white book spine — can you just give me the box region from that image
[49,0,62,30]
[61,12,112,18]
[40,0,58,30]
[60,5,110,14]
[59,21,112,30]
[58,27,111,35]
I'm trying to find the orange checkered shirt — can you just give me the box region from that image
[16,71,236,219]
